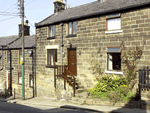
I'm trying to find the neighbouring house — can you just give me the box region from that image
[35,0,150,99]
[0,21,36,99]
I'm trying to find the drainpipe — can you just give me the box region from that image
[60,23,64,74]
[0,46,4,71]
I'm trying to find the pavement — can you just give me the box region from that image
[0,96,150,113]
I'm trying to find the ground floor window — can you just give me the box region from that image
[107,47,121,70]
[29,74,33,88]
[18,72,22,85]
[47,49,57,66]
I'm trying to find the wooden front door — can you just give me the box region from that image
[8,72,10,89]
[68,49,77,76]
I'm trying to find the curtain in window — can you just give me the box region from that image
[69,22,72,34]
[51,50,54,65]
[108,54,113,70]
[53,26,55,36]
[73,22,77,34]
[19,76,22,84]
[107,18,121,30]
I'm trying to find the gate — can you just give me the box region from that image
[138,66,150,95]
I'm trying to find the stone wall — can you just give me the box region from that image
[36,6,150,98]
[0,48,36,99]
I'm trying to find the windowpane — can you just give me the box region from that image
[55,50,57,62]
[108,54,113,70]
[48,50,50,65]
[69,22,72,35]
[49,26,53,37]
[18,73,22,84]
[73,22,77,34]
[107,53,121,70]
[30,75,33,87]
[108,48,120,52]
[53,25,55,36]
[7,51,10,63]
[47,49,57,65]
[51,50,54,65]
[107,18,121,30]
[19,77,22,84]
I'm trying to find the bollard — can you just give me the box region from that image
[14,88,15,99]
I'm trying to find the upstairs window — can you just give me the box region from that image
[47,49,57,66]
[107,47,121,71]
[49,25,55,37]
[68,21,77,35]
[7,51,10,63]
[106,13,121,30]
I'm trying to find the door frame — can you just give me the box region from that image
[67,48,77,76]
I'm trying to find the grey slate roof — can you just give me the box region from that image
[36,0,150,27]
[0,35,19,47]
[8,35,36,49]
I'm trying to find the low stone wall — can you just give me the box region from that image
[55,78,74,101]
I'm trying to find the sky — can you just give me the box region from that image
[0,0,96,37]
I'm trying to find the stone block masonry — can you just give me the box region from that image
[36,6,150,98]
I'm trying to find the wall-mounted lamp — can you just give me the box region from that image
[78,51,81,55]
[69,42,72,48]
[27,49,33,57]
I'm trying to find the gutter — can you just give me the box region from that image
[35,1,150,28]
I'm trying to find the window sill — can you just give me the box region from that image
[47,37,55,40]
[105,30,123,34]
[105,70,123,75]
[66,34,77,38]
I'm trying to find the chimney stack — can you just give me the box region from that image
[19,20,30,37]
[53,0,65,13]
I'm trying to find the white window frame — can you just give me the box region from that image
[106,13,121,31]
[107,47,121,71]
[68,21,77,35]
[49,25,55,37]
[47,49,57,66]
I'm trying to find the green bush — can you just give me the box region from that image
[88,75,135,102]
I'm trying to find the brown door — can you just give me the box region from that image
[68,49,77,76]
[8,72,10,89]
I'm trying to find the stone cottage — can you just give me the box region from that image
[0,21,36,99]
[35,0,150,99]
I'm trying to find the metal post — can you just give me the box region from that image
[20,0,25,100]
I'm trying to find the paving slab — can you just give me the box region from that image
[0,96,150,113]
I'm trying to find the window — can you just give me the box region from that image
[19,50,22,64]
[7,51,10,63]
[47,49,57,66]
[18,72,22,85]
[106,13,121,30]
[68,21,77,35]
[49,25,55,37]
[29,74,33,88]
[107,47,121,71]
